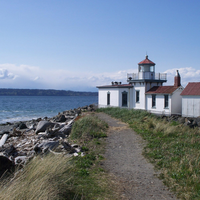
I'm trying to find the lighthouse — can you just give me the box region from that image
[97,55,183,115]
[126,55,167,110]
[127,55,167,87]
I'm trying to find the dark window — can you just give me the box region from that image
[152,94,156,107]
[136,91,140,102]
[107,92,110,105]
[164,95,169,108]
[122,91,128,107]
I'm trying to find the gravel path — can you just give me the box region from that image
[95,113,177,200]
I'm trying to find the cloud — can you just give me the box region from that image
[164,67,200,87]
[0,63,199,91]
[0,69,16,79]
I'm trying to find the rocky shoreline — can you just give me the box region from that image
[160,115,200,128]
[1,105,199,178]
[0,104,97,177]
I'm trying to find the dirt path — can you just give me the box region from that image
[95,113,177,200]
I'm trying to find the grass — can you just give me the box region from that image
[0,113,118,200]
[98,107,200,200]
[0,154,74,200]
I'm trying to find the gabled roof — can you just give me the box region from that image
[146,86,179,94]
[97,84,133,89]
[181,82,200,96]
[138,55,155,65]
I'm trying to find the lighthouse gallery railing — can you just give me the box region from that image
[127,72,167,81]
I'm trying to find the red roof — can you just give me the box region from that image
[181,82,200,96]
[138,55,155,65]
[146,86,178,94]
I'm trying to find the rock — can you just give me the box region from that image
[57,120,74,135]
[87,107,92,111]
[34,141,59,154]
[0,144,15,156]
[55,114,66,122]
[73,152,79,157]
[0,106,90,174]
[26,120,37,129]
[192,119,197,127]
[0,155,14,176]
[71,144,79,148]
[82,105,88,110]
[15,156,28,165]
[185,118,191,125]
[196,117,200,123]
[178,117,185,124]
[35,121,55,134]
[61,141,72,150]
[19,123,28,129]
[0,131,9,136]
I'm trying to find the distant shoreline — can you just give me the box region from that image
[0,88,98,96]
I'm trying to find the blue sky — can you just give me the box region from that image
[0,0,200,91]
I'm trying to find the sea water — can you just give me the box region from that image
[0,96,98,124]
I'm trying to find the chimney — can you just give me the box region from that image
[174,70,181,87]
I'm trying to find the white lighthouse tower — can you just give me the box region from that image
[127,55,167,110]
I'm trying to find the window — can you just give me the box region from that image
[150,66,154,72]
[107,92,110,105]
[164,95,169,108]
[122,91,128,107]
[136,91,140,103]
[152,94,156,108]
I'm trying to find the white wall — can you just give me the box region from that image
[171,87,183,115]
[132,82,161,110]
[98,88,119,108]
[98,87,134,108]
[134,83,146,110]
[182,96,200,117]
[118,88,133,108]
[146,94,171,115]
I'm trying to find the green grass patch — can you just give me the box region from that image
[70,115,108,140]
[98,107,200,199]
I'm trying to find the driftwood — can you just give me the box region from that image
[0,106,92,176]
[0,134,8,147]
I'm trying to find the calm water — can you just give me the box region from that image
[0,96,98,123]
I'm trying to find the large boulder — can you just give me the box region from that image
[0,156,14,176]
[35,121,55,134]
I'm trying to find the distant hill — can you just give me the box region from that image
[0,88,98,96]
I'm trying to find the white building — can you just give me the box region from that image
[97,56,183,115]
[146,70,184,115]
[181,82,200,117]
[97,83,133,108]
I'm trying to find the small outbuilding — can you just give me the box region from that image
[181,82,200,117]
[145,70,184,115]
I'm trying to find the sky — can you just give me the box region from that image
[0,0,200,92]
